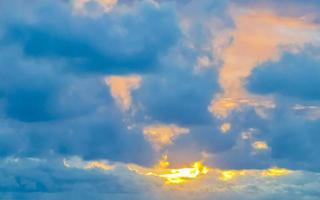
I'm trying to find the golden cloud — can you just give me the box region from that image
[143,124,189,151]
[105,75,142,111]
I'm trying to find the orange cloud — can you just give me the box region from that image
[105,75,141,111]
[210,9,320,118]
[143,124,189,151]
[220,122,231,133]
[252,141,269,150]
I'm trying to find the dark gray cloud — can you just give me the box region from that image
[261,103,320,171]
[0,108,155,165]
[0,0,181,123]
[0,0,180,165]
[243,48,320,171]
[0,158,151,200]
[1,0,180,74]
[247,50,320,100]
[135,66,219,126]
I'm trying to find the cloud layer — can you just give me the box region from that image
[0,0,320,199]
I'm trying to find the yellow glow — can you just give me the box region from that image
[84,161,115,171]
[127,155,293,185]
[156,162,209,184]
[218,170,246,181]
[262,167,291,177]
[252,141,269,150]
[128,155,209,184]
[156,154,170,169]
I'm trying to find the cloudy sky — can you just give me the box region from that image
[1,0,320,199]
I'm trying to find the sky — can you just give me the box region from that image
[0,0,320,199]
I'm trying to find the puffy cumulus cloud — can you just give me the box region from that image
[1,157,320,200]
[247,50,320,100]
[1,0,180,74]
[105,75,142,111]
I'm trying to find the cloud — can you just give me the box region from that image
[0,0,320,199]
[0,46,69,122]
[0,158,150,200]
[1,157,320,200]
[143,124,189,151]
[247,50,320,100]
[134,63,219,125]
[252,141,269,150]
[1,0,180,74]
[105,75,142,111]
[264,109,320,171]
[0,47,154,164]
[220,122,231,133]
[244,48,320,171]
[0,0,180,164]
[209,7,320,118]
[74,0,118,13]
[0,108,155,165]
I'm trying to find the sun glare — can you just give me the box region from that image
[128,154,209,184]
[127,155,293,185]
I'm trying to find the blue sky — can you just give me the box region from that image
[0,0,320,199]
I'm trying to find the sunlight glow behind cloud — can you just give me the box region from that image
[1,0,320,199]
